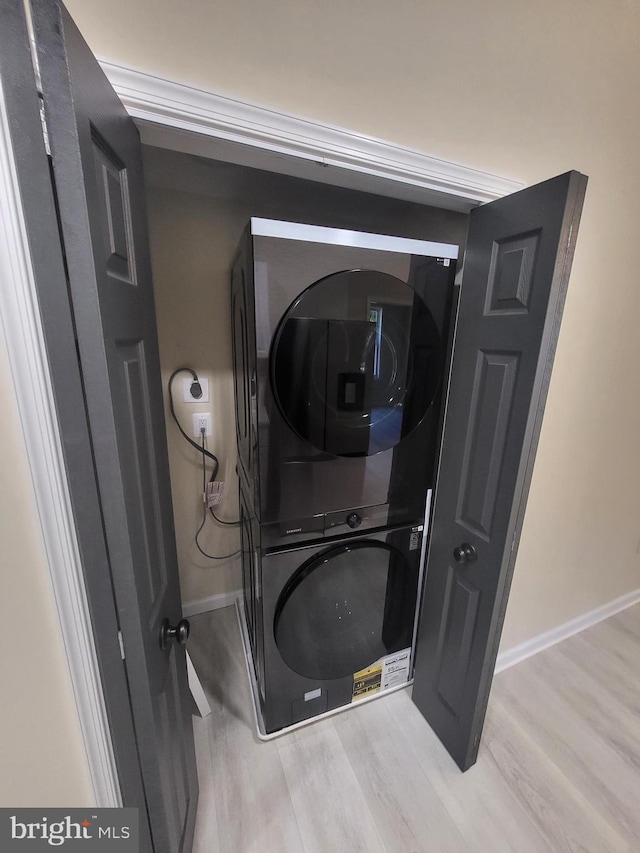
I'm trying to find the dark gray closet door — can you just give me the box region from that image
[25,1,198,848]
[413,171,587,771]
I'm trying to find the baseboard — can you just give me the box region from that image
[182,590,242,618]
[495,588,640,674]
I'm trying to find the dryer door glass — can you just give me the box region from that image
[271,270,443,457]
[274,536,419,681]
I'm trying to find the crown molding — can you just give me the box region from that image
[100,61,524,211]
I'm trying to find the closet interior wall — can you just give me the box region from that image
[142,144,469,607]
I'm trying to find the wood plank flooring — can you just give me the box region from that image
[187,602,640,852]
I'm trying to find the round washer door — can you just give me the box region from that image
[271,269,443,457]
[274,538,418,681]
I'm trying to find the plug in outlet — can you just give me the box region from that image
[192,413,212,438]
[182,377,209,403]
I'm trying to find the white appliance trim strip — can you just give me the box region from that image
[0,78,120,806]
[410,488,433,675]
[495,587,640,673]
[250,218,459,258]
[99,61,524,206]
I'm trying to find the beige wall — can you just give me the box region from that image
[0,328,94,806]
[65,0,640,648]
[145,179,242,604]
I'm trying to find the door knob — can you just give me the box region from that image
[159,618,190,650]
[453,543,477,564]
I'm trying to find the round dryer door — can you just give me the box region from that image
[271,270,443,457]
[274,539,418,682]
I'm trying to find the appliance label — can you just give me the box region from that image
[381,648,411,690]
[352,647,411,702]
[304,688,322,702]
[352,662,383,701]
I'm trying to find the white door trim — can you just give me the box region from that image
[99,61,524,210]
[0,77,121,807]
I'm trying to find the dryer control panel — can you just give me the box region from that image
[260,494,431,552]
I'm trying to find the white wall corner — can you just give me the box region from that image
[99,60,524,210]
[495,588,640,674]
[183,589,243,618]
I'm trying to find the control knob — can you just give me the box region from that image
[346,512,362,529]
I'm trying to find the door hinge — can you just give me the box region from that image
[38,95,51,156]
[510,530,518,553]
[117,630,126,661]
[24,9,51,157]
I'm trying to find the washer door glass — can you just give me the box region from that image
[271,270,443,457]
[274,538,418,681]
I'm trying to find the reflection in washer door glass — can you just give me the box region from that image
[271,270,443,457]
[274,540,418,681]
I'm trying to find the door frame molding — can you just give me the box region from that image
[0,58,522,803]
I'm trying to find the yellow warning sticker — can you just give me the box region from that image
[352,662,382,701]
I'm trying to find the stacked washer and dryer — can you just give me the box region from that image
[231,218,458,734]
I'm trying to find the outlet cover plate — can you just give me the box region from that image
[183,376,209,403]
[192,413,212,438]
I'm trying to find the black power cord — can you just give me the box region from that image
[168,368,241,560]
[195,431,240,561]
[168,367,241,525]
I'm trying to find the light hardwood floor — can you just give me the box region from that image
[187,602,640,852]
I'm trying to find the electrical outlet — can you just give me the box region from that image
[182,377,209,403]
[192,413,212,438]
